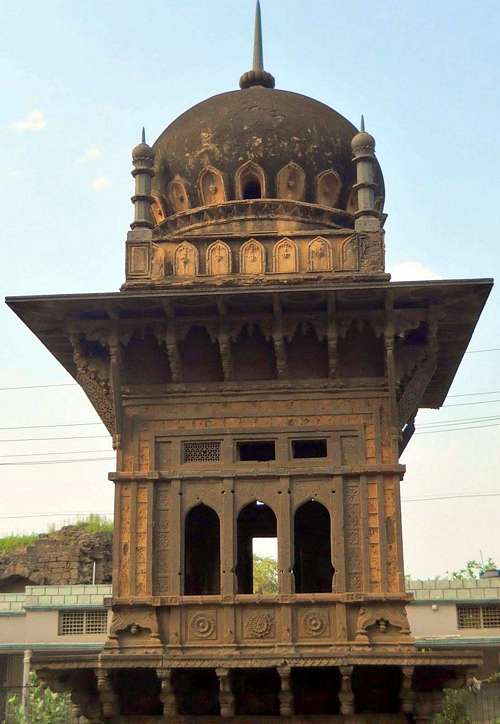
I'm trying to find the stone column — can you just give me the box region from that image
[22,649,31,715]
[157,669,177,718]
[338,665,354,716]
[278,665,294,717]
[216,668,235,718]
[95,670,119,719]
[400,666,415,715]
[277,476,293,594]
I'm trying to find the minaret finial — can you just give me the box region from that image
[253,1,264,73]
[360,115,365,132]
[141,127,146,144]
[240,1,275,90]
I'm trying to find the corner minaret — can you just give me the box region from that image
[351,116,380,232]
[131,128,154,230]
[240,1,275,89]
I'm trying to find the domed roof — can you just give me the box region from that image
[152,85,384,216]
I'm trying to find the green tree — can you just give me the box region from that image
[433,688,470,724]
[253,554,278,593]
[5,673,71,724]
[448,557,497,581]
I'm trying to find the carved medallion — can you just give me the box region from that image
[302,610,328,637]
[245,612,275,639]
[189,613,216,640]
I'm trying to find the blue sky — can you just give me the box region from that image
[1,0,499,577]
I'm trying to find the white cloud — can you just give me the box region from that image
[389,261,441,281]
[81,147,101,161]
[92,176,111,191]
[9,109,47,132]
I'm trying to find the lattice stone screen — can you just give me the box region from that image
[59,609,108,635]
[183,440,221,463]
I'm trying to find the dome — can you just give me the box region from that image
[152,85,384,220]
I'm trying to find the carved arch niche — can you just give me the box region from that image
[236,161,266,200]
[308,236,333,272]
[174,241,199,277]
[168,176,190,214]
[240,238,265,274]
[199,166,226,206]
[277,162,305,201]
[150,195,166,225]
[273,237,298,273]
[207,240,232,275]
[316,170,342,208]
[341,234,359,271]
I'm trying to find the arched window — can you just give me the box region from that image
[277,162,306,201]
[198,166,226,206]
[236,161,266,200]
[184,504,220,595]
[168,177,190,214]
[316,170,342,208]
[294,501,333,593]
[150,195,166,225]
[237,501,277,594]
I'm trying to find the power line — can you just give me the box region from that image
[0,457,114,467]
[448,390,500,398]
[418,414,500,428]
[0,422,103,431]
[415,423,500,435]
[467,348,500,354]
[0,512,113,521]
[443,399,500,408]
[0,435,110,443]
[0,449,111,459]
[0,383,76,391]
[402,491,500,503]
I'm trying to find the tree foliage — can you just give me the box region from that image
[448,557,497,581]
[5,673,71,724]
[253,554,278,593]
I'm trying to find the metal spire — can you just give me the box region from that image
[360,115,365,132]
[239,1,275,89]
[141,127,146,144]
[253,1,264,73]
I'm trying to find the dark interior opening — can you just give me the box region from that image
[237,502,277,594]
[173,670,220,716]
[292,667,341,715]
[352,666,402,714]
[237,441,275,462]
[184,504,220,595]
[292,439,327,459]
[180,325,223,383]
[231,324,277,380]
[117,670,162,715]
[294,500,333,593]
[286,326,329,379]
[337,324,385,377]
[242,176,262,200]
[123,330,171,385]
[233,669,280,716]
[0,575,36,593]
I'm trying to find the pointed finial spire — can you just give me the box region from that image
[360,115,365,132]
[141,127,146,144]
[240,1,275,89]
[253,0,264,73]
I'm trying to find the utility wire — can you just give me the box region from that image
[0,435,110,443]
[0,512,113,520]
[418,414,500,427]
[415,423,500,435]
[402,491,500,503]
[0,449,111,459]
[0,422,103,431]
[0,457,114,467]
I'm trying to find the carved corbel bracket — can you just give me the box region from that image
[69,331,116,441]
[355,604,411,642]
[108,606,161,648]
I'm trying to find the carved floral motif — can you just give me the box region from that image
[189,613,216,639]
[245,612,275,639]
[302,610,328,637]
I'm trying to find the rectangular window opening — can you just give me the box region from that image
[292,439,327,459]
[457,605,481,629]
[58,609,108,636]
[237,441,275,462]
[252,537,278,594]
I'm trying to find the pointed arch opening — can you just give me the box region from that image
[316,170,342,208]
[286,324,328,379]
[199,166,226,206]
[184,504,220,595]
[232,324,276,381]
[236,161,266,200]
[294,500,333,593]
[180,325,223,383]
[237,501,277,594]
[168,177,190,214]
[123,330,171,385]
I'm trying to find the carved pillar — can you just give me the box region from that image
[221,477,235,596]
[216,668,235,718]
[338,665,354,715]
[327,292,338,377]
[384,292,400,458]
[95,669,119,719]
[217,298,233,380]
[168,478,182,596]
[162,301,182,382]
[277,477,293,594]
[108,329,123,450]
[400,666,415,715]
[332,475,345,592]
[272,295,287,379]
[157,669,177,718]
[278,665,294,717]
